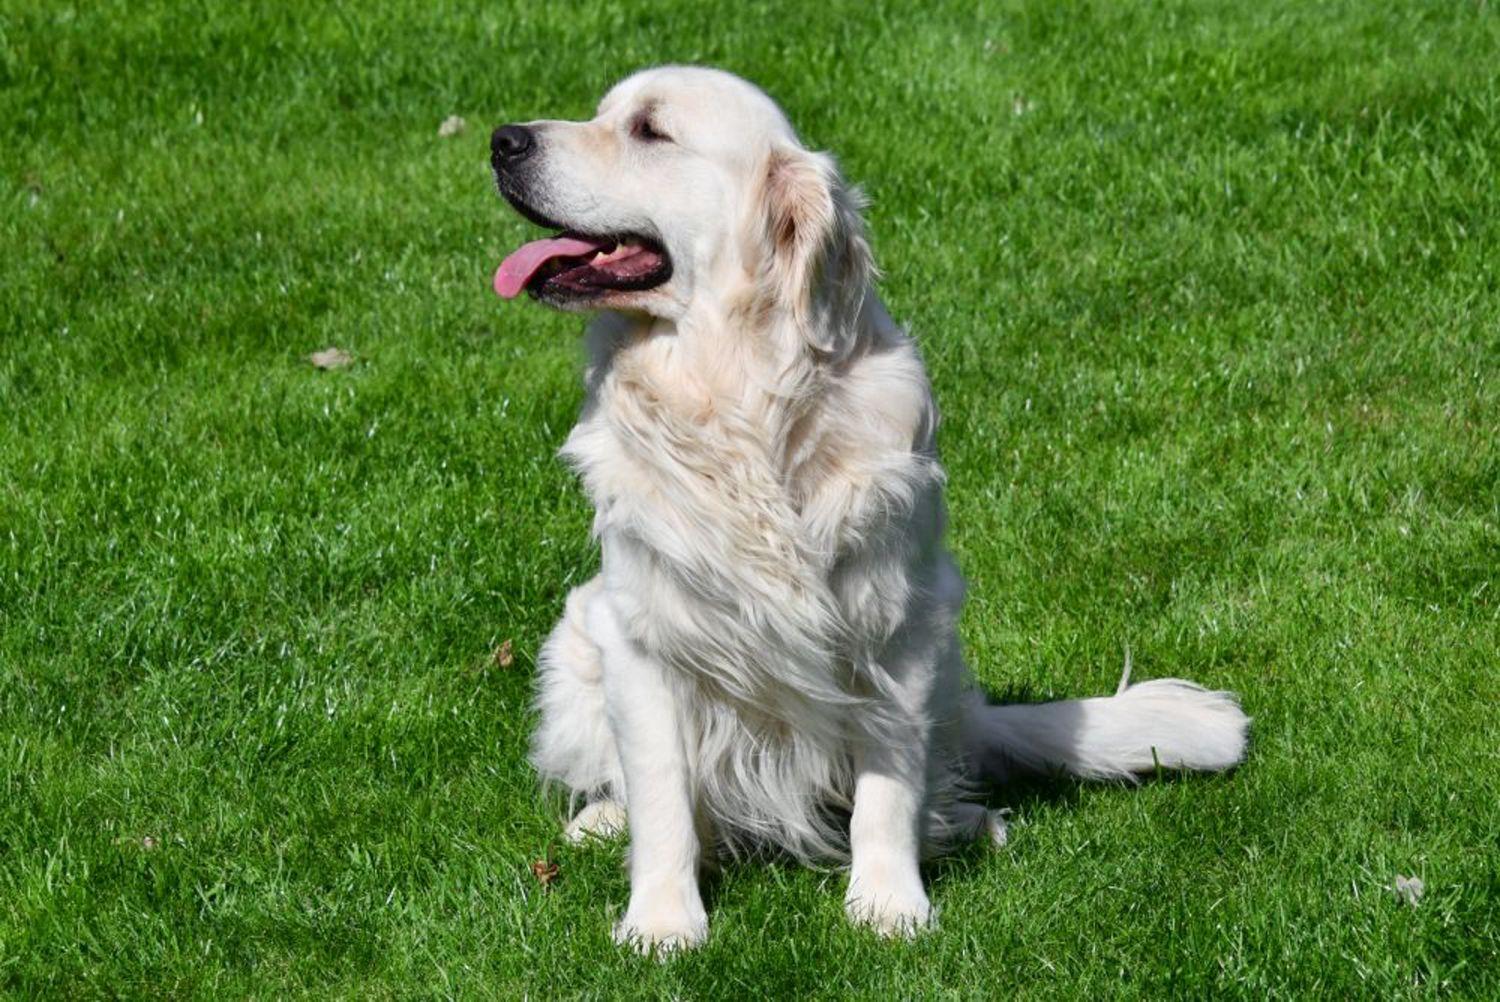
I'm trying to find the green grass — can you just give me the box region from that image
[2,0,1497,996]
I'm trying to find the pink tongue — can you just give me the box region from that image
[493,235,607,299]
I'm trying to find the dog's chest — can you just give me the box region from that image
[565,361,938,652]
[564,367,815,567]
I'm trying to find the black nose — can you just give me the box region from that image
[491,125,535,164]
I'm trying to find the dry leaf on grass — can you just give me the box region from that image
[531,859,559,887]
[1392,874,1424,906]
[494,639,515,669]
[307,347,354,370]
[438,115,466,137]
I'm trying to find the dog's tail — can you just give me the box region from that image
[965,657,1249,782]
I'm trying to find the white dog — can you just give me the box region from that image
[489,66,1248,952]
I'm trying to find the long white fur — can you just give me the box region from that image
[513,67,1250,951]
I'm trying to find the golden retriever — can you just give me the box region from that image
[489,66,1248,952]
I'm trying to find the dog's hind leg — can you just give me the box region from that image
[529,577,626,823]
[565,798,628,843]
[948,802,1010,847]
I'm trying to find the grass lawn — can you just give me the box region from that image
[3,0,1498,996]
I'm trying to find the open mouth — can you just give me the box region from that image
[493,231,672,301]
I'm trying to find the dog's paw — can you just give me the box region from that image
[845,864,932,939]
[951,803,1011,847]
[985,808,1009,847]
[566,799,627,843]
[612,913,708,956]
[613,886,708,956]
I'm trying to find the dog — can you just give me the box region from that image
[489,66,1249,952]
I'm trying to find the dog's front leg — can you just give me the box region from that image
[843,617,946,937]
[588,593,707,954]
[845,725,932,936]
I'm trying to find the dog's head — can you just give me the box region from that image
[491,66,871,352]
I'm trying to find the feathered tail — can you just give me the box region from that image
[966,661,1249,782]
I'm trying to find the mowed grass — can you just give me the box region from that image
[2,0,1497,996]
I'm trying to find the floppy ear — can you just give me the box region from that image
[757,144,874,358]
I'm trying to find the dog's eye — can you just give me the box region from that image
[631,113,671,144]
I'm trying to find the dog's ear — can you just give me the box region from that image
[756,144,873,358]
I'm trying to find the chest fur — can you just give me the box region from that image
[561,337,944,670]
